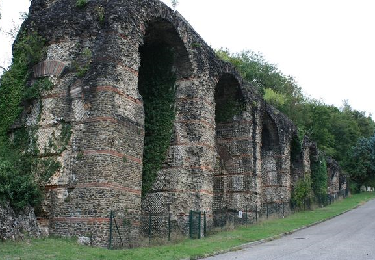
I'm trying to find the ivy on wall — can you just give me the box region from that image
[215,99,245,124]
[138,43,176,196]
[311,153,328,203]
[0,30,67,211]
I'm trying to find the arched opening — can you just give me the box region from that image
[261,112,282,214]
[214,74,245,124]
[138,19,192,197]
[213,73,247,227]
[290,133,304,189]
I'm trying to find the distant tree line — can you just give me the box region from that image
[217,49,375,191]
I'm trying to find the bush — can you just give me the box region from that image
[291,175,312,209]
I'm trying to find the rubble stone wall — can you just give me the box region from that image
[7,0,345,247]
[0,204,41,241]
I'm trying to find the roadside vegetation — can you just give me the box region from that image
[1,192,374,260]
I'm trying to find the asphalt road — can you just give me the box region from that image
[205,199,375,260]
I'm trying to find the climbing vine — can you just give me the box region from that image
[138,43,176,196]
[215,99,245,123]
[0,30,51,211]
[311,153,328,204]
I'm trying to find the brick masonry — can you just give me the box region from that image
[9,0,347,247]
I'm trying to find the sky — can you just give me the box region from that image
[1,0,374,118]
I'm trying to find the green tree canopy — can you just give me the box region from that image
[344,133,375,188]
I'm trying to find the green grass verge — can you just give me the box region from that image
[1,192,374,260]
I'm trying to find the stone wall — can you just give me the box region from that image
[0,203,41,241]
[7,0,346,247]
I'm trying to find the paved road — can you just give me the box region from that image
[205,199,375,260]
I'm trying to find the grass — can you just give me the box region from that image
[1,192,374,260]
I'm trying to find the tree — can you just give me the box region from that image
[345,134,375,188]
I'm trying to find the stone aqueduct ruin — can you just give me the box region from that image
[15,0,346,246]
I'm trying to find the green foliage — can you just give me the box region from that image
[95,6,105,24]
[76,0,88,9]
[263,88,286,107]
[215,99,245,123]
[192,42,201,49]
[73,47,92,77]
[138,44,176,196]
[291,176,312,208]
[0,128,41,211]
[0,158,41,210]
[311,154,328,203]
[344,133,375,187]
[0,31,45,143]
[59,121,72,152]
[38,158,61,183]
[0,30,51,211]
[24,78,53,101]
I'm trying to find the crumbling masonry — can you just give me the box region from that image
[13,0,347,246]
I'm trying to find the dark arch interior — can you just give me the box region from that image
[261,114,280,152]
[141,18,192,79]
[214,74,244,124]
[138,19,192,196]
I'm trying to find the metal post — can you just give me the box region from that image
[266,203,269,219]
[203,211,206,237]
[108,210,113,249]
[245,205,248,227]
[198,211,201,239]
[282,202,285,218]
[255,204,258,222]
[148,213,152,245]
[168,211,171,242]
[189,210,192,239]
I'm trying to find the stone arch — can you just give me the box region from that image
[214,73,244,124]
[139,18,192,79]
[213,73,249,226]
[138,18,193,201]
[261,112,282,205]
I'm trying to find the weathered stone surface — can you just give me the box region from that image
[6,0,347,247]
[0,203,41,241]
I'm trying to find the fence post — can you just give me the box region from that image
[266,203,269,219]
[189,210,192,239]
[282,202,285,218]
[108,210,113,249]
[198,211,201,239]
[168,208,171,242]
[255,204,258,222]
[245,205,248,227]
[148,213,152,245]
[203,211,206,237]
